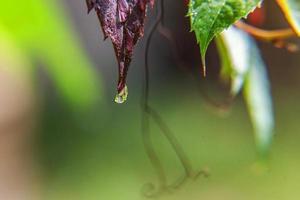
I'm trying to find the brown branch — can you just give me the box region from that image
[234,20,296,41]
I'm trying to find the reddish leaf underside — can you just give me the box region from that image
[86,0,154,103]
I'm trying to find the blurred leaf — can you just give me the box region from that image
[188,0,261,73]
[243,47,274,155]
[276,0,300,36]
[0,24,32,79]
[216,27,252,95]
[216,26,274,155]
[0,0,101,109]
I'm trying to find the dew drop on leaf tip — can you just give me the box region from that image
[114,85,128,104]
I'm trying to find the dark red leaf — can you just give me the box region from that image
[86,0,154,103]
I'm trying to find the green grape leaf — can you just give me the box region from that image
[276,0,300,36]
[216,26,274,155]
[188,0,262,74]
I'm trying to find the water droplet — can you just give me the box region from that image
[114,85,128,104]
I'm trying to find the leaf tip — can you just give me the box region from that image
[201,55,207,77]
[86,0,94,14]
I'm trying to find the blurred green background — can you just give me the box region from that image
[0,0,299,199]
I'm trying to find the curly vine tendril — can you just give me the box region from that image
[141,0,209,197]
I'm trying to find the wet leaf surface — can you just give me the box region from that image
[86,0,154,102]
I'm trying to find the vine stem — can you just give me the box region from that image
[141,0,167,193]
[234,20,296,41]
[141,0,198,195]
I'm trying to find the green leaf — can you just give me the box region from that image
[188,0,261,73]
[216,27,274,155]
[276,0,300,36]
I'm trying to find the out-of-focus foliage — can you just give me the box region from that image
[0,0,101,109]
[0,24,32,80]
[216,27,251,96]
[216,27,274,155]
[277,0,300,36]
[243,48,274,156]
